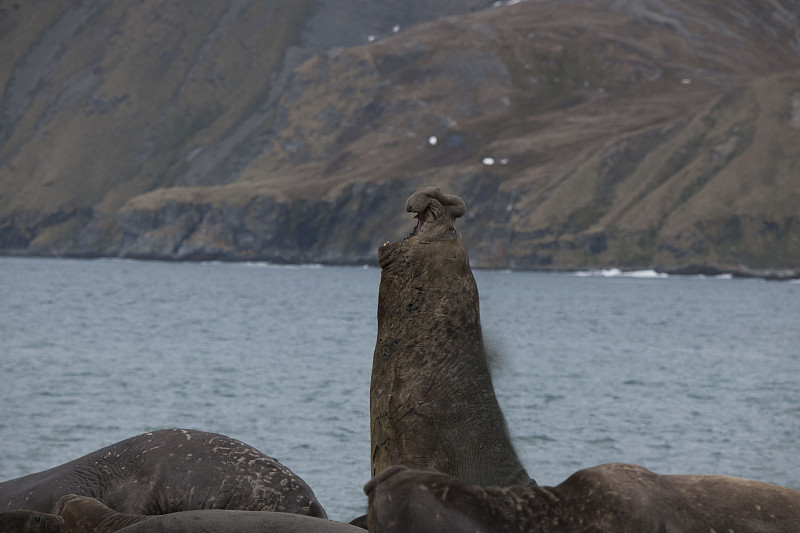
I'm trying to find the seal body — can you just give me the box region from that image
[0,510,63,533]
[370,187,530,487]
[53,495,146,533]
[0,429,326,518]
[53,495,364,533]
[112,510,365,533]
[366,464,800,533]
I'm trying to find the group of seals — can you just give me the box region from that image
[371,187,530,488]
[366,188,800,532]
[3,187,799,532]
[0,429,325,518]
[0,498,365,533]
[365,464,800,533]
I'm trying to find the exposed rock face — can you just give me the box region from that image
[113,180,412,263]
[1,0,799,276]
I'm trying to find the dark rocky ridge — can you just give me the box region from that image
[1,0,799,278]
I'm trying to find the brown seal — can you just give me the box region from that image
[53,494,367,533]
[53,495,146,533]
[365,464,800,533]
[0,428,326,518]
[370,187,530,487]
[0,510,63,533]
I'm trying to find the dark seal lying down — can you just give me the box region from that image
[365,464,800,533]
[0,428,326,518]
[53,495,146,533]
[371,187,530,488]
[52,495,363,533]
[0,510,64,533]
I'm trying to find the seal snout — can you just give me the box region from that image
[379,187,465,256]
[404,187,466,237]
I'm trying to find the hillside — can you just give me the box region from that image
[2,0,799,277]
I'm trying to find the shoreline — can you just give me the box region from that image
[2,252,798,281]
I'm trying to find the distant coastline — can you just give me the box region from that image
[2,252,798,281]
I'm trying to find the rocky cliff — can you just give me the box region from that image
[2,0,799,277]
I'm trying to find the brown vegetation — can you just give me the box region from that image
[1,0,799,276]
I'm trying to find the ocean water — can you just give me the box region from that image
[1,257,798,522]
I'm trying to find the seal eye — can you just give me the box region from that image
[33,515,41,523]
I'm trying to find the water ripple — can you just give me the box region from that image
[0,258,798,521]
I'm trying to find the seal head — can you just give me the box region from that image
[0,510,64,533]
[379,187,466,268]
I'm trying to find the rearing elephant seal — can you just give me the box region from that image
[370,187,530,487]
[0,429,326,518]
[365,464,800,533]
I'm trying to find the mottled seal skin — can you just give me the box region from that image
[0,429,326,519]
[371,187,530,488]
[366,464,800,533]
[0,510,63,533]
[53,495,146,533]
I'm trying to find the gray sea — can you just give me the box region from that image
[1,257,798,522]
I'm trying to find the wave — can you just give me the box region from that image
[575,268,668,279]
[574,269,746,280]
[236,262,324,269]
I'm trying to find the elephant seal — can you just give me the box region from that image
[371,187,530,487]
[53,495,363,533]
[0,510,63,533]
[112,510,365,533]
[0,429,326,518]
[365,464,800,533]
[53,495,145,533]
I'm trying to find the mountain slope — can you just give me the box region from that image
[0,0,495,253]
[1,0,799,276]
